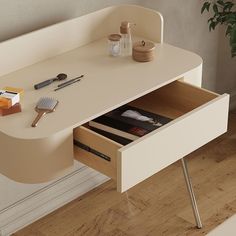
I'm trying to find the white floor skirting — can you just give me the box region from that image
[0,167,109,236]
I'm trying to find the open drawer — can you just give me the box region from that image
[74,80,229,193]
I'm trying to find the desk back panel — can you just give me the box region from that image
[0,5,163,78]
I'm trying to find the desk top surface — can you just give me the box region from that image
[0,38,202,139]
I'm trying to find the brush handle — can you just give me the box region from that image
[34,79,53,90]
[31,111,46,127]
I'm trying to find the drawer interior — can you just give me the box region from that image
[74,80,218,179]
[129,80,218,120]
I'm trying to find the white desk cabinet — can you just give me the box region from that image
[0,5,229,228]
[73,80,228,192]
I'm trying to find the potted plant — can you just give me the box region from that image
[201,0,236,57]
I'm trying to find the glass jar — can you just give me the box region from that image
[108,34,121,56]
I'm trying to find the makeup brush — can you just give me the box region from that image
[54,75,84,91]
[31,97,59,127]
[34,73,67,90]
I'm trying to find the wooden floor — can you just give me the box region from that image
[14,112,236,236]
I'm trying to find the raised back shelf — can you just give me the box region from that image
[0,5,163,78]
[0,5,202,184]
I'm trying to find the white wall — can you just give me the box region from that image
[139,0,220,91]
[216,27,236,95]
[0,0,142,42]
[140,0,236,105]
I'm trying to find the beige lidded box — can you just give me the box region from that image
[132,40,155,62]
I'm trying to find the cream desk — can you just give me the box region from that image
[0,5,229,229]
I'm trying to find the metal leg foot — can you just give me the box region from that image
[181,158,203,229]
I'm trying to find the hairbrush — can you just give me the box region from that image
[31,97,59,127]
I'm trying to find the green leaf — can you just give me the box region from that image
[208,17,214,23]
[206,2,211,11]
[201,2,211,14]
[229,25,236,44]
[226,18,236,24]
[230,44,236,57]
[201,0,236,57]
[220,13,228,23]
[209,21,216,31]
[226,25,233,36]
[217,0,225,6]
[213,4,219,14]
[224,2,234,11]
[229,24,236,56]
[225,13,236,24]
[216,14,224,24]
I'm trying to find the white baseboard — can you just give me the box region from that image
[0,167,109,236]
[230,90,236,110]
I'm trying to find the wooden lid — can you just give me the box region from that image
[108,34,121,41]
[133,40,155,53]
[120,21,130,34]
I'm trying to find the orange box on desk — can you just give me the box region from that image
[0,97,12,109]
[0,90,20,109]
[0,103,22,116]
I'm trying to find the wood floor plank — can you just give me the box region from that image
[14,112,236,236]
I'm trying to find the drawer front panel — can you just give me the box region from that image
[117,94,229,192]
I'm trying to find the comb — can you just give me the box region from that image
[31,97,59,127]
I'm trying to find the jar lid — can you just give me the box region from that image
[108,34,121,41]
[120,21,130,34]
[133,40,155,53]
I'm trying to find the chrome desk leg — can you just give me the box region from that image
[181,158,203,229]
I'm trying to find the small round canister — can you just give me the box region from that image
[108,34,121,56]
[132,40,155,62]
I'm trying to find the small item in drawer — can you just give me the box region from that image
[132,40,155,62]
[89,105,172,141]
[0,103,22,116]
[121,109,163,126]
[0,90,20,109]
